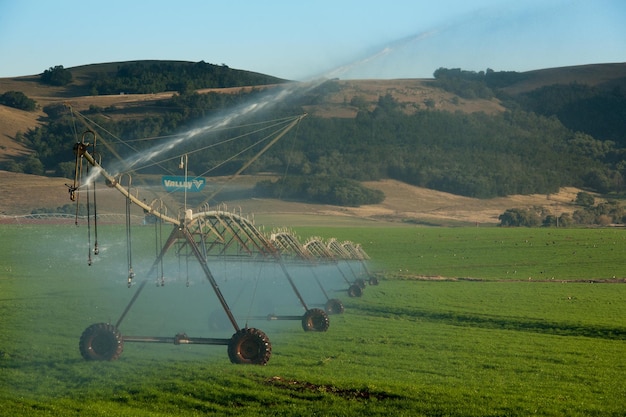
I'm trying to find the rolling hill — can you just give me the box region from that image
[0,61,624,224]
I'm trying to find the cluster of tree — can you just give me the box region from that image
[86,61,286,95]
[13,111,76,176]
[4,154,44,175]
[40,65,73,86]
[432,67,626,147]
[254,175,385,207]
[0,91,37,111]
[498,207,560,227]
[499,192,626,227]
[290,99,619,198]
[432,68,529,100]
[519,83,626,144]
[571,199,626,225]
[166,88,265,119]
[432,68,495,99]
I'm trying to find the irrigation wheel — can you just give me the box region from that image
[368,276,379,286]
[347,284,363,297]
[354,278,366,289]
[227,328,272,365]
[302,308,330,332]
[325,298,345,315]
[79,323,124,361]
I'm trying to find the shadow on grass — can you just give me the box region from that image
[355,304,626,340]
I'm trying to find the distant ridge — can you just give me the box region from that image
[501,62,626,95]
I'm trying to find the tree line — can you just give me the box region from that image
[498,192,626,227]
[433,67,626,145]
[254,175,385,206]
[85,61,285,95]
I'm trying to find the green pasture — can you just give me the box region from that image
[1,224,625,416]
[294,225,626,281]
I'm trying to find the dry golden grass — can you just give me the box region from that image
[304,79,505,118]
[0,169,588,227]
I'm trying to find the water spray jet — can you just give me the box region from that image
[64,32,412,362]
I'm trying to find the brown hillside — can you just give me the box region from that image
[0,170,587,227]
[303,79,505,118]
[501,62,626,95]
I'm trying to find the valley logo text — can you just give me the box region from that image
[161,176,206,192]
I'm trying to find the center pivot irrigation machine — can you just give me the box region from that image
[66,109,376,365]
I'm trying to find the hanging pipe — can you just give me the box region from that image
[86,162,92,266]
[149,198,167,286]
[119,173,135,287]
[92,153,101,256]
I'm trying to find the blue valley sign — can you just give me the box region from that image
[161,176,206,192]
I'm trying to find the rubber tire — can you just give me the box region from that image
[228,328,271,365]
[355,278,366,289]
[79,323,124,361]
[348,284,363,297]
[301,308,330,332]
[369,276,379,286]
[325,298,345,315]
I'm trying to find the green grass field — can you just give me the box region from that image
[1,223,625,416]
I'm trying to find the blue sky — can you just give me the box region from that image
[0,0,624,80]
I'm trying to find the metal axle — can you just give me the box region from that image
[122,334,230,345]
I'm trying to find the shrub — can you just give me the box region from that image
[0,91,37,111]
[498,208,541,227]
[255,175,385,207]
[575,191,595,207]
[40,65,73,86]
